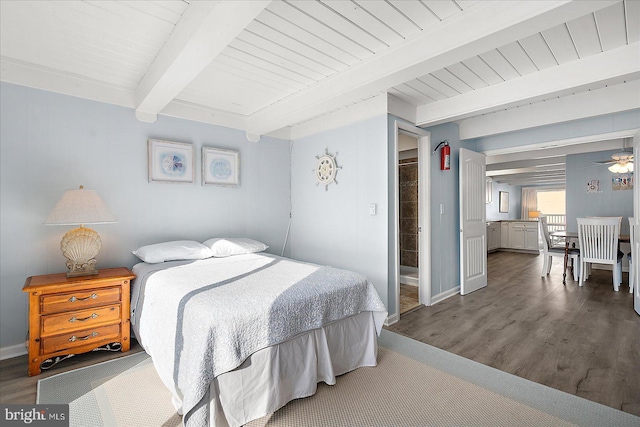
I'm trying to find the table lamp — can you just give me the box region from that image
[44,186,117,277]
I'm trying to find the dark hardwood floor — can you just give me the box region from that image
[387,251,640,416]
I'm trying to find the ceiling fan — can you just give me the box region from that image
[594,139,634,173]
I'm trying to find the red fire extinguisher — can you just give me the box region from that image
[433,140,450,170]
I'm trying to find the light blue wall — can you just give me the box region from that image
[565,150,633,234]
[289,116,389,312]
[0,82,290,349]
[422,123,477,298]
[486,182,522,221]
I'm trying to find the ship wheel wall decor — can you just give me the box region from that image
[314,148,341,191]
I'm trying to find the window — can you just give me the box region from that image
[537,190,565,215]
[537,190,566,236]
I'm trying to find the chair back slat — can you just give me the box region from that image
[540,217,552,251]
[577,217,620,264]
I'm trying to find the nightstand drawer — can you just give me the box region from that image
[41,324,121,354]
[41,304,121,336]
[41,286,121,314]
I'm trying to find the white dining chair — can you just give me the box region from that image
[582,216,623,280]
[540,216,580,281]
[577,217,623,291]
[629,217,635,294]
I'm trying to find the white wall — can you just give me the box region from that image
[0,83,290,350]
[289,116,389,310]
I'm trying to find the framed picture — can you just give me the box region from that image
[202,147,240,187]
[148,139,194,184]
[612,174,633,191]
[499,191,509,213]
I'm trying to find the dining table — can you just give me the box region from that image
[550,230,630,285]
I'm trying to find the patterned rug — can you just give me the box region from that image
[37,331,639,427]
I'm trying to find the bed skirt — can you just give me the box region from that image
[205,311,379,427]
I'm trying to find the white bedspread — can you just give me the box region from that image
[131,253,387,427]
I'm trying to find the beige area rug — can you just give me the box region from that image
[37,352,181,427]
[38,346,585,427]
[247,346,577,427]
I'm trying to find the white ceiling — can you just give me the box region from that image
[1,0,639,186]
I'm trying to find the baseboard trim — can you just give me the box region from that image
[399,275,419,286]
[385,313,399,326]
[0,343,27,361]
[431,286,461,305]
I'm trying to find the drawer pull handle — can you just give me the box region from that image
[69,313,98,323]
[68,332,98,342]
[69,293,98,303]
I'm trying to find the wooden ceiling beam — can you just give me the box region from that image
[458,79,640,140]
[248,0,612,137]
[485,139,627,164]
[486,157,565,170]
[487,164,566,177]
[417,42,640,128]
[134,1,270,123]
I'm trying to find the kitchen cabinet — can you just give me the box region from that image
[508,222,539,251]
[488,221,539,253]
[501,222,510,248]
[487,222,501,252]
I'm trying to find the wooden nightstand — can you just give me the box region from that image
[22,267,135,376]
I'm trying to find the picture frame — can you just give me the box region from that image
[499,191,509,213]
[148,139,194,184]
[612,174,633,191]
[202,147,240,187]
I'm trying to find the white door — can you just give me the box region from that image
[633,131,640,315]
[417,134,431,307]
[459,148,487,295]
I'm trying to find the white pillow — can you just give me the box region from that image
[202,238,269,257]
[133,240,214,263]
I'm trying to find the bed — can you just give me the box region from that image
[130,249,387,427]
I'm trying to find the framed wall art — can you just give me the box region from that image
[148,139,194,184]
[499,191,509,213]
[587,179,600,193]
[612,174,633,191]
[202,147,240,187]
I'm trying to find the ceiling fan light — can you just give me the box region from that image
[608,163,624,173]
[608,161,633,174]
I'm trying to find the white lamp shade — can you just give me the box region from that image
[608,162,633,174]
[45,187,116,225]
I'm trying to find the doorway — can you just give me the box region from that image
[399,141,420,314]
[393,121,430,321]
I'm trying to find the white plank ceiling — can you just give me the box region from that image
[1,0,639,186]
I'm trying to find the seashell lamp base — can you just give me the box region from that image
[60,225,102,278]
